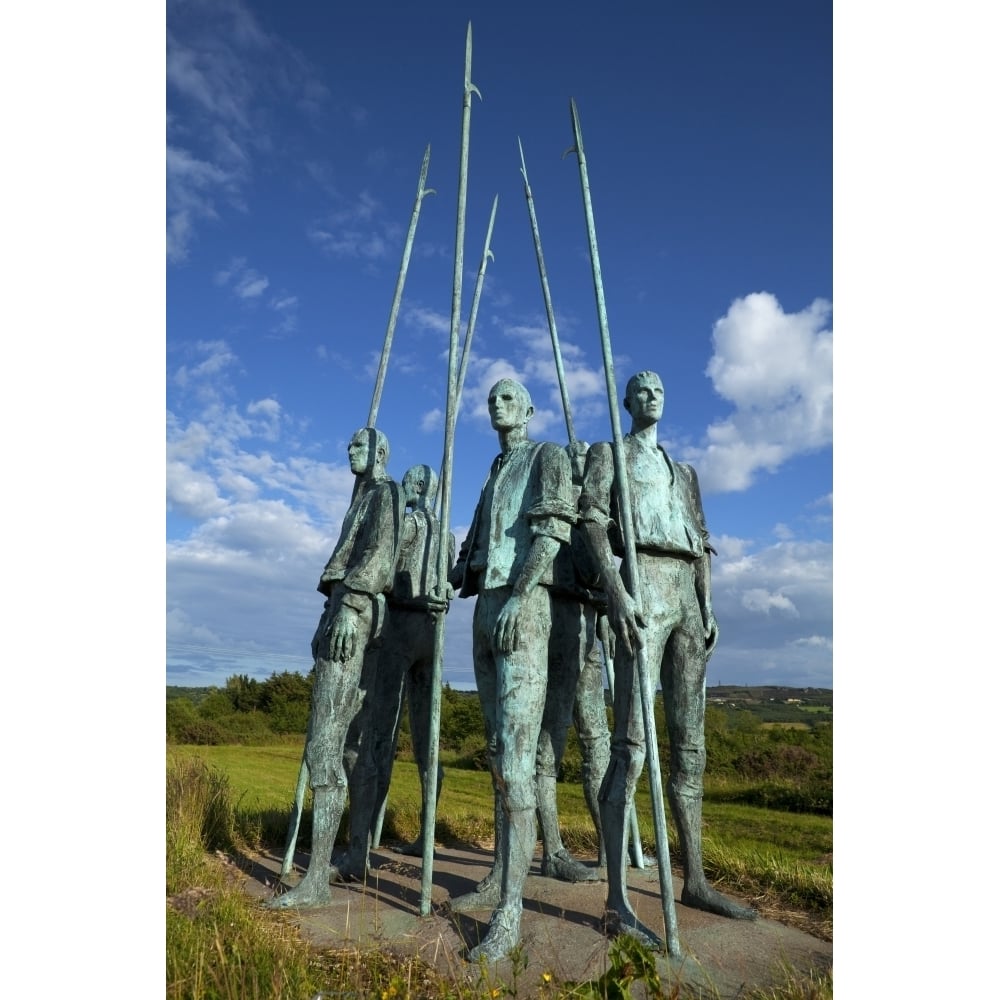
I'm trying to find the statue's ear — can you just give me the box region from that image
[525,403,535,422]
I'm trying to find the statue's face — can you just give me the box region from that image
[347,431,373,474]
[626,375,664,424]
[488,379,531,432]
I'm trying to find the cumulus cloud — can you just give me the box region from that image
[682,292,832,493]
[708,536,832,687]
[741,588,800,616]
[167,341,367,682]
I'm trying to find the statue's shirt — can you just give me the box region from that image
[391,508,455,606]
[458,439,576,595]
[317,475,405,599]
[578,436,708,559]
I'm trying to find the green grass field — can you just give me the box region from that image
[168,743,831,926]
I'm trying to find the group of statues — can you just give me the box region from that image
[266,370,756,961]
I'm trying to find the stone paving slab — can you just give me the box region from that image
[241,843,832,998]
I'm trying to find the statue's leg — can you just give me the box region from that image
[396,623,444,857]
[451,595,503,912]
[334,632,405,881]
[664,618,757,921]
[469,600,547,961]
[574,604,611,867]
[535,599,595,882]
[267,639,361,909]
[599,637,662,948]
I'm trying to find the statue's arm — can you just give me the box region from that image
[578,442,645,655]
[686,465,719,656]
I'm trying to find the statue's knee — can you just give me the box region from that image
[598,750,643,807]
[670,745,706,797]
[499,771,536,813]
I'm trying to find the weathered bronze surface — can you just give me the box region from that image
[335,464,455,877]
[447,379,576,960]
[579,371,758,946]
[266,428,405,910]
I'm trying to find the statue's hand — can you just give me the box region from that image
[447,562,465,589]
[494,594,524,654]
[329,605,359,662]
[609,590,645,657]
[423,583,453,614]
[704,610,719,659]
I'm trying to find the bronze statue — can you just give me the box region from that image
[333,464,454,878]
[447,378,576,960]
[578,371,757,946]
[267,427,404,910]
[535,440,610,881]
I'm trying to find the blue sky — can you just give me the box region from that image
[166,0,832,691]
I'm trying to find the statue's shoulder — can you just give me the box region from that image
[535,439,569,461]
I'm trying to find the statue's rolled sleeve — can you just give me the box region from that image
[578,441,616,532]
[525,498,576,546]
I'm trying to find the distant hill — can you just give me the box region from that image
[707,685,832,707]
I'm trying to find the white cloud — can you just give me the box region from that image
[215,257,269,299]
[421,408,444,433]
[683,292,832,493]
[741,588,800,616]
[707,536,832,687]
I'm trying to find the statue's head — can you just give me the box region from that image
[623,370,664,423]
[402,463,438,509]
[347,427,390,477]
[487,378,533,432]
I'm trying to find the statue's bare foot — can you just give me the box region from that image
[681,884,757,921]
[328,853,367,884]
[542,848,599,883]
[467,904,522,962]
[602,905,664,950]
[475,868,498,893]
[265,875,332,910]
[448,882,501,912]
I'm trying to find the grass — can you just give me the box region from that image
[167,753,831,999]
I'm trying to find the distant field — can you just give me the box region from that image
[168,745,832,864]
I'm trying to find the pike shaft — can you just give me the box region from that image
[368,144,434,426]
[569,97,681,958]
[421,22,479,916]
[518,138,576,444]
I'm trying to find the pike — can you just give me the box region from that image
[518,136,646,869]
[371,192,496,852]
[567,97,681,957]
[517,138,576,446]
[421,21,481,915]
[369,143,436,425]
[279,145,435,882]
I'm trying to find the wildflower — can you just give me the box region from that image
[542,972,553,983]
